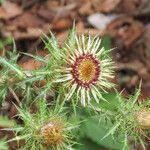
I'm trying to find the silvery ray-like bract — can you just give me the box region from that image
[45,30,115,106]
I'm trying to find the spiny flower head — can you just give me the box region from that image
[40,120,64,146]
[44,29,115,106]
[8,100,78,150]
[135,110,150,130]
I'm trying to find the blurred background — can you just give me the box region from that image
[0,0,150,149]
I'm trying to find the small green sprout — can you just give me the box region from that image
[0,49,24,105]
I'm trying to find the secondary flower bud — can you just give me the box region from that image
[136,111,150,129]
[40,121,64,146]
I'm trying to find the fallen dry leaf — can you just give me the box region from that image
[10,12,44,29]
[19,49,49,71]
[107,16,146,49]
[52,18,72,31]
[37,6,55,21]
[4,24,50,40]
[19,59,43,70]
[57,27,105,47]
[116,0,142,14]
[79,1,93,15]
[132,31,150,71]
[0,1,22,20]
[92,0,121,13]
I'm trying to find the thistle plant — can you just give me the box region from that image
[96,87,150,149]
[0,28,114,107]
[0,47,24,105]
[7,99,78,150]
[0,43,50,105]
[0,27,150,150]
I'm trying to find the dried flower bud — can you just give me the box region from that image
[136,111,150,129]
[40,121,64,146]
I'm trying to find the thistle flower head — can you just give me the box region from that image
[71,53,100,88]
[40,120,64,146]
[8,100,78,150]
[51,30,114,106]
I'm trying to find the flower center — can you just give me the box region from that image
[71,54,100,88]
[78,59,97,82]
[40,121,64,146]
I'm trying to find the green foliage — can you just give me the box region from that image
[0,37,12,49]
[0,116,15,150]
[88,87,150,150]
[0,28,149,150]
[8,99,79,150]
[0,139,8,150]
[0,115,16,127]
[100,35,111,51]
[75,138,106,150]
[0,49,24,105]
[81,117,129,150]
